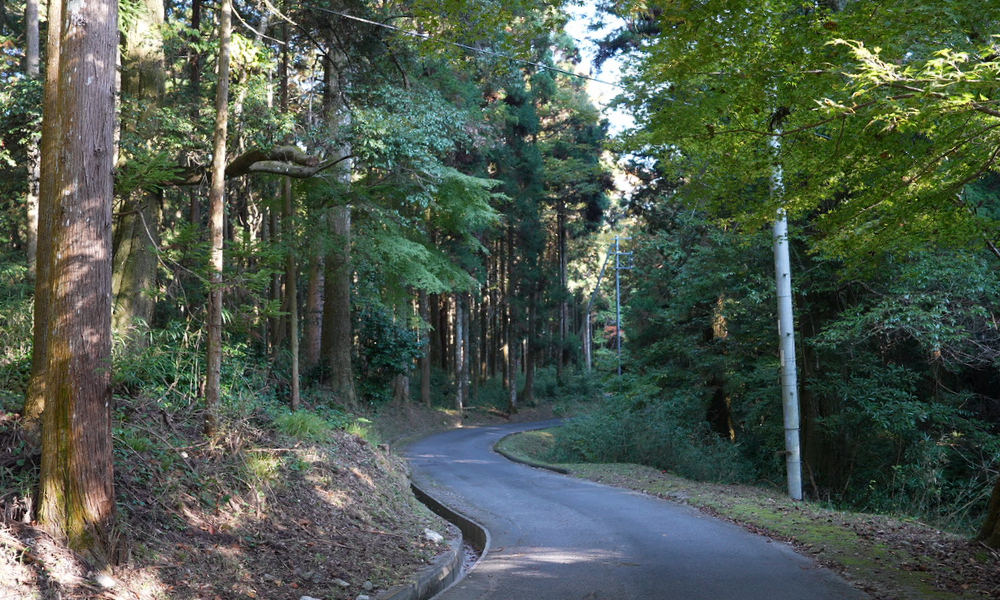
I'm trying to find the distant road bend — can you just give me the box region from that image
[404,420,870,600]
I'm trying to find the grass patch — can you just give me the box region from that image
[274,410,335,441]
[495,428,561,464]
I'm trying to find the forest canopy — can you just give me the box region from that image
[3,0,1000,569]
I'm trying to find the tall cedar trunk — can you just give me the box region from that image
[437,294,450,371]
[462,293,471,406]
[471,295,481,402]
[504,223,517,396]
[506,344,518,415]
[321,205,356,406]
[318,50,356,407]
[521,291,536,405]
[204,0,233,437]
[187,0,202,225]
[279,26,300,411]
[418,290,432,406]
[23,0,64,435]
[492,236,503,379]
[112,0,165,344]
[36,0,118,563]
[24,0,39,279]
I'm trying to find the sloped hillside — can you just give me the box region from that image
[0,399,461,600]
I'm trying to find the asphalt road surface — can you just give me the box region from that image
[404,420,870,600]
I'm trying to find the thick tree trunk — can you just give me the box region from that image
[23,0,64,435]
[321,205,356,407]
[36,0,118,564]
[977,476,1000,548]
[111,193,161,343]
[204,0,233,437]
[392,374,411,404]
[317,48,356,407]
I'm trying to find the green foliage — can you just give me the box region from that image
[554,376,754,483]
[353,301,424,404]
[588,0,1000,535]
[274,410,335,441]
[345,417,379,445]
[0,255,32,403]
[0,76,41,168]
[607,0,1000,266]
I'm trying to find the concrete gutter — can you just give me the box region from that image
[374,484,490,600]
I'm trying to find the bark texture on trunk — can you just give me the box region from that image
[112,0,166,344]
[321,205,356,406]
[23,0,65,434]
[36,0,118,564]
[204,0,233,436]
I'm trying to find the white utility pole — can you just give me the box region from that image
[771,134,803,501]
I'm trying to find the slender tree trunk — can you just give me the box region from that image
[304,252,324,369]
[278,26,300,410]
[284,178,300,410]
[418,290,432,406]
[506,346,519,415]
[557,204,568,379]
[269,208,284,353]
[437,294,450,371]
[454,294,467,412]
[36,0,118,563]
[521,292,536,405]
[204,0,233,437]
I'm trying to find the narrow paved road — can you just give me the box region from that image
[404,420,870,600]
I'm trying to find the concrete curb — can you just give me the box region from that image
[374,537,462,600]
[374,484,490,600]
[494,432,571,475]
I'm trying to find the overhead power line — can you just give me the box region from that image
[306,5,621,88]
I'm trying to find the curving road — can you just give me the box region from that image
[404,420,870,600]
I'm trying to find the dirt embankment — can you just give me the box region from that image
[0,402,551,600]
